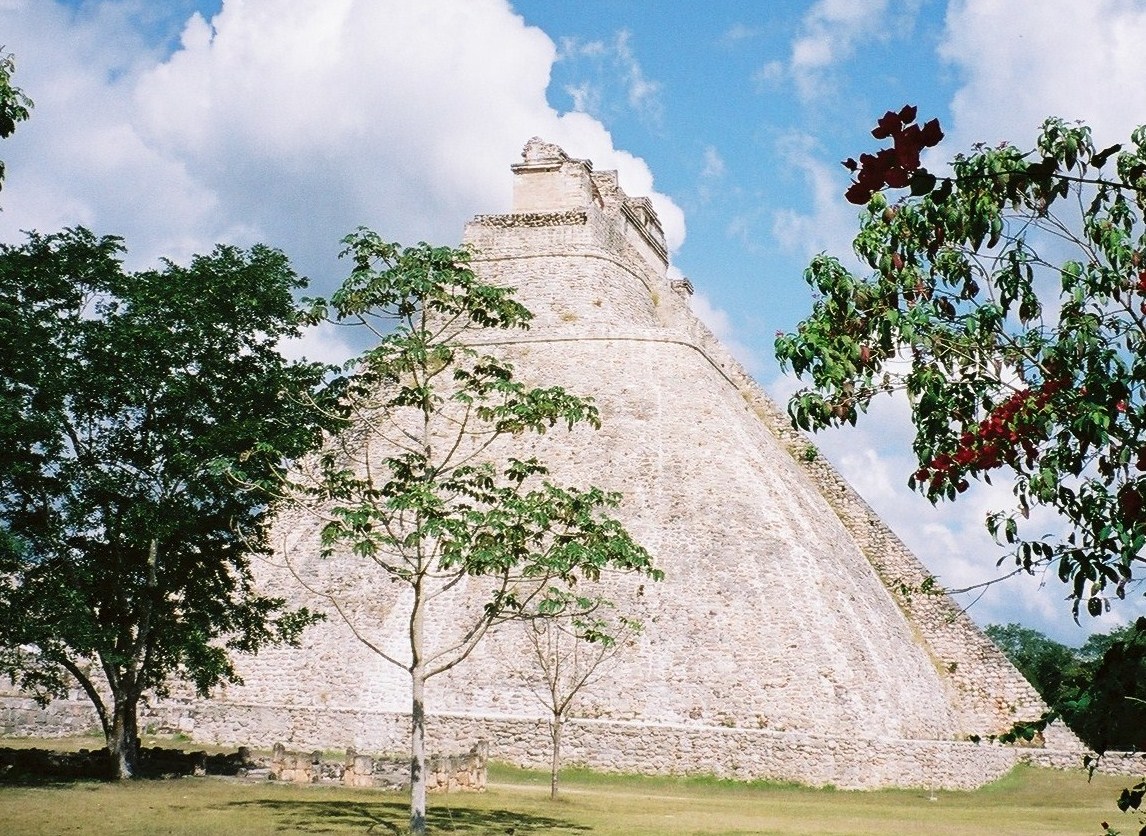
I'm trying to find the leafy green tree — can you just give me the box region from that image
[983,623,1080,709]
[0,49,33,194]
[985,621,1146,753]
[269,230,660,836]
[1073,619,1146,753]
[0,228,336,779]
[776,109,1146,831]
[776,107,1146,620]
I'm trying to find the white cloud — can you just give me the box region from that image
[769,132,862,268]
[696,145,726,205]
[557,36,606,60]
[786,0,906,99]
[701,145,725,179]
[940,0,1146,152]
[722,23,766,43]
[564,82,601,114]
[278,321,356,367]
[751,60,785,91]
[555,29,663,126]
[613,30,662,123]
[0,0,685,327]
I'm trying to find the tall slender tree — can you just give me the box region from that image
[514,615,641,800]
[269,230,660,835]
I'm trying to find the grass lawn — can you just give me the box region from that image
[0,740,1139,835]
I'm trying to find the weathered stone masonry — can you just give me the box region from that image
[2,137,1090,788]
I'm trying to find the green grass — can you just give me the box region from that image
[0,739,1140,835]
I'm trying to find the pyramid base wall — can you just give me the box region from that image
[0,693,1097,789]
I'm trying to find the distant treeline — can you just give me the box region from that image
[986,620,1146,752]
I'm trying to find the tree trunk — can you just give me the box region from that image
[107,692,140,780]
[550,715,562,800]
[410,667,427,835]
[409,578,428,836]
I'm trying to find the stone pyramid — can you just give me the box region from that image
[188,138,1080,789]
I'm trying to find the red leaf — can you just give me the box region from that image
[871,110,902,140]
[842,157,858,172]
[845,183,874,205]
[896,123,923,152]
[884,167,910,188]
[857,166,884,188]
[898,104,918,125]
[1119,483,1145,523]
[919,118,944,147]
[895,144,921,171]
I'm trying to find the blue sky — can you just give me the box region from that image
[5,0,1146,643]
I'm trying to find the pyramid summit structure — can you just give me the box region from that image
[1,138,1083,788]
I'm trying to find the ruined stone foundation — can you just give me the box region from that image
[2,139,1084,789]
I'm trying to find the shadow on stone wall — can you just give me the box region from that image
[0,745,254,782]
[0,739,489,792]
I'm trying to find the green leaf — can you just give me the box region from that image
[909,169,937,196]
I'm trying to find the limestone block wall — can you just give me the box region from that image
[665,299,1070,743]
[1,693,104,739]
[3,690,1131,784]
[464,217,664,331]
[430,332,959,739]
[456,154,1039,734]
[511,139,598,214]
[266,741,487,791]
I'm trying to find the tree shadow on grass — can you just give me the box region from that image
[229,798,593,834]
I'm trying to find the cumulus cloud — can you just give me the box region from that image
[0,0,684,288]
[278,321,357,367]
[940,0,1146,151]
[784,0,917,99]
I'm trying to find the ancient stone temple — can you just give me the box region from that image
[3,138,1083,788]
